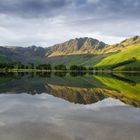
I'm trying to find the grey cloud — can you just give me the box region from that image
[0,0,139,18]
[73,0,140,19]
[0,0,140,46]
[0,0,72,17]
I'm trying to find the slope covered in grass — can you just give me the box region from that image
[0,55,11,63]
[95,44,140,70]
[46,53,112,67]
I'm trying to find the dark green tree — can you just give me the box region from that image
[54,64,67,71]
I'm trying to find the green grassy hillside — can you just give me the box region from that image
[95,44,140,70]
[46,53,112,67]
[0,55,11,63]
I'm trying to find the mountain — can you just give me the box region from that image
[46,37,107,57]
[46,36,140,70]
[45,37,109,67]
[0,45,47,63]
[0,37,108,64]
[0,36,140,70]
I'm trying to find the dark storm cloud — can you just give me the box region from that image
[0,0,140,18]
[0,0,72,17]
[74,0,140,19]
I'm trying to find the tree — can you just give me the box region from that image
[29,63,34,69]
[54,64,67,71]
[70,65,87,71]
[37,63,52,70]
[94,67,98,71]
[88,67,94,71]
[70,65,79,71]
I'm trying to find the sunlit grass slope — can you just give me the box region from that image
[95,44,140,70]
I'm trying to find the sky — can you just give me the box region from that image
[0,0,140,47]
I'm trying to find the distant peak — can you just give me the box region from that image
[73,37,98,41]
[46,37,107,57]
[28,45,38,48]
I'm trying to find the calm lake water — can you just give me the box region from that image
[0,72,140,140]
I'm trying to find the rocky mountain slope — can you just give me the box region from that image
[46,37,107,57]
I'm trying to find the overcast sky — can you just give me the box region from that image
[0,0,140,47]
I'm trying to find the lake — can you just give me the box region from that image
[0,72,140,140]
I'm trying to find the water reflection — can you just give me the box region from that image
[0,72,140,107]
[0,72,140,140]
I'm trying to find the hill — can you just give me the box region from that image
[0,45,47,63]
[95,36,140,70]
[102,35,140,53]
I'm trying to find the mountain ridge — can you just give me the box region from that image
[46,37,107,57]
[0,36,140,70]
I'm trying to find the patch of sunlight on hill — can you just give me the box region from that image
[95,44,140,69]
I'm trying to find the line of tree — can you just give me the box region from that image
[0,59,139,72]
[36,64,51,70]
[111,57,136,69]
[69,65,87,71]
[123,67,140,71]
[54,64,67,71]
[0,62,103,72]
[0,62,35,70]
[0,63,91,72]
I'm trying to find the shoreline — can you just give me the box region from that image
[0,69,140,73]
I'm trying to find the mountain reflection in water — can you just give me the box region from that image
[0,72,140,107]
